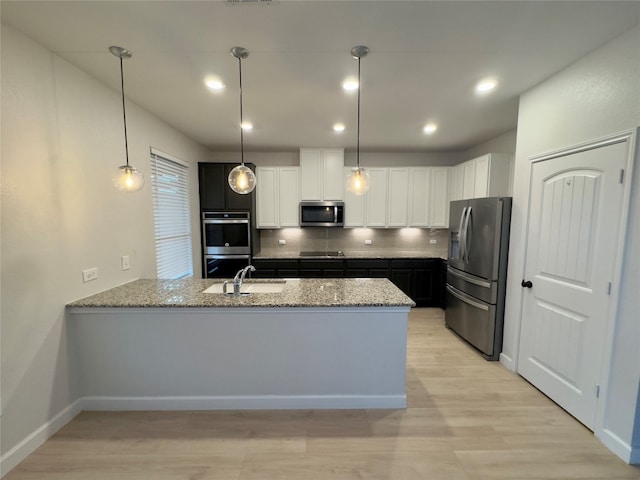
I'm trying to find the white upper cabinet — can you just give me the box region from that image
[409,167,431,227]
[256,167,299,229]
[429,167,449,228]
[473,153,512,198]
[449,163,464,201]
[452,153,513,201]
[278,167,301,227]
[387,168,410,227]
[343,167,366,227]
[256,167,278,228]
[300,148,344,201]
[365,168,388,227]
[462,160,476,199]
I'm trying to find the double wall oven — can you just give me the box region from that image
[202,211,251,278]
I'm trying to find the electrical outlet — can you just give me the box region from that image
[278,239,287,245]
[82,267,98,282]
[364,239,372,245]
[430,239,438,244]
[121,255,131,271]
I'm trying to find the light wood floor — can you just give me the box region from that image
[6,308,640,479]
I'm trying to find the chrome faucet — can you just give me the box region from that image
[229,265,255,295]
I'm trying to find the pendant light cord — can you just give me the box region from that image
[119,56,130,168]
[356,55,361,169]
[238,56,245,166]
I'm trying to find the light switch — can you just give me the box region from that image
[121,255,130,271]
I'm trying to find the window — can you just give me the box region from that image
[150,148,193,279]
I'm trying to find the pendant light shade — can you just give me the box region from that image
[228,46,256,195]
[346,45,370,196]
[110,46,144,193]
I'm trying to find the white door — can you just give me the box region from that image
[517,140,627,429]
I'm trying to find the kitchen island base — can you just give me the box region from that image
[69,306,409,410]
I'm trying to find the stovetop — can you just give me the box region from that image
[299,251,345,257]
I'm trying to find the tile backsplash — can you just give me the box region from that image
[257,227,449,257]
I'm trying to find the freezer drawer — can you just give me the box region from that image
[445,284,498,359]
[447,266,497,304]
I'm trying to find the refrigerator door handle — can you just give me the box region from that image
[446,285,490,311]
[461,206,472,263]
[458,207,467,261]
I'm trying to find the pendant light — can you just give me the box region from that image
[110,46,144,192]
[346,45,370,196]
[228,47,257,195]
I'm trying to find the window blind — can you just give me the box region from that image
[150,149,193,279]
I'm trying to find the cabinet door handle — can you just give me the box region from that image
[521,280,533,288]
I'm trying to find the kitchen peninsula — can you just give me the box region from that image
[67,277,414,410]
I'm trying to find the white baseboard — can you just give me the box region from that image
[81,394,407,411]
[598,427,634,464]
[499,352,515,371]
[0,399,83,478]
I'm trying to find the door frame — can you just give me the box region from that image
[507,128,637,448]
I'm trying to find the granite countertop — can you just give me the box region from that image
[253,249,447,260]
[66,278,416,309]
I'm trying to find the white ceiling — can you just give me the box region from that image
[2,1,639,152]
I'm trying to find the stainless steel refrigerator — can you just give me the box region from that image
[445,197,512,360]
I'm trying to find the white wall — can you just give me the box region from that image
[462,129,517,159]
[502,25,640,462]
[0,25,210,470]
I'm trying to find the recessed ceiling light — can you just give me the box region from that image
[475,78,497,94]
[423,123,438,134]
[241,122,253,131]
[205,79,225,91]
[333,123,346,132]
[342,80,359,91]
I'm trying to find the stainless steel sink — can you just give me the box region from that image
[203,281,286,294]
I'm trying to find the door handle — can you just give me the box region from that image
[458,207,467,261]
[521,280,533,288]
[463,206,472,263]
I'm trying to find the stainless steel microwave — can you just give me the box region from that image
[300,201,344,227]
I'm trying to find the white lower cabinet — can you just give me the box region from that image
[256,167,299,228]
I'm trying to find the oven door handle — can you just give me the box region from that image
[202,219,249,224]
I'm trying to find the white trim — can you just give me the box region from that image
[594,127,638,444]
[0,399,83,478]
[81,394,407,411]
[597,428,634,464]
[149,147,189,168]
[499,352,514,370]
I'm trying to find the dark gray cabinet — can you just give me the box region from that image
[252,256,444,307]
[198,162,255,211]
[344,259,390,278]
[391,259,442,307]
